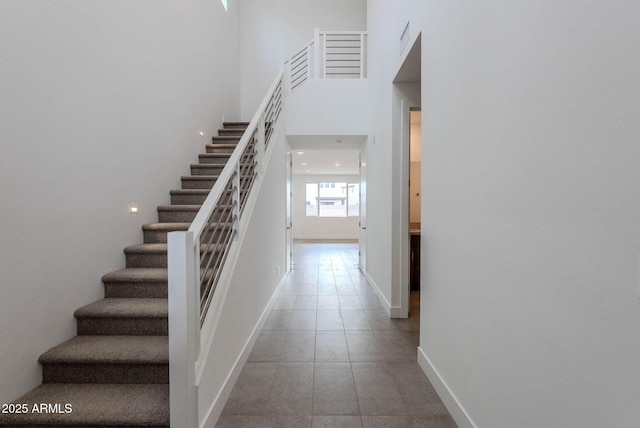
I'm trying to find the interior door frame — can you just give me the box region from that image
[285,150,293,272]
[359,141,367,274]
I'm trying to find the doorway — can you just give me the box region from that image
[408,108,421,318]
[286,135,367,268]
[359,142,367,273]
[285,150,293,272]
[392,33,421,318]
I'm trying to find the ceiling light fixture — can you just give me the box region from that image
[297,151,304,155]
[301,162,308,166]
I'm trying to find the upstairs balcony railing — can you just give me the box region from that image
[284,28,368,94]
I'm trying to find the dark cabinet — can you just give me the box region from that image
[410,234,420,290]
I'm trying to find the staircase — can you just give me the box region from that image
[0,123,249,428]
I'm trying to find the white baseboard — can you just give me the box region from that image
[365,273,404,318]
[365,273,393,316]
[200,276,286,428]
[417,346,477,428]
[389,306,404,318]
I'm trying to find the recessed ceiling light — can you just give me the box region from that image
[301,162,308,166]
[335,163,341,167]
[199,131,205,137]
[297,151,304,155]
[129,204,139,214]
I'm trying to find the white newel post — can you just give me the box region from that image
[168,231,199,428]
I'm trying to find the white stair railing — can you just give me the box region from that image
[168,69,283,427]
[168,28,361,426]
[285,28,368,93]
[286,41,314,92]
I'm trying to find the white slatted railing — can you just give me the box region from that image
[168,69,283,427]
[320,31,367,79]
[285,28,368,93]
[286,42,313,92]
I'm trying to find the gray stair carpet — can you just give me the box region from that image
[0,122,249,427]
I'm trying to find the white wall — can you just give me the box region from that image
[0,0,240,404]
[239,0,367,118]
[285,79,371,136]
[369,0,640,426]
[293,174,360,240]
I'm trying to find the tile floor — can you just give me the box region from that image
[217,241,456,428]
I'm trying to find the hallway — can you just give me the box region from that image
[217,241,455,427]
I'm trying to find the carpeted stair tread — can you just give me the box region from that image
[217,128,244,135]
[181,175,219,181]
[39,336,168,365]
[123,245,170,268]
[142,222,190,232]
[74,298,168,319]
[124,242,225,254]
[223,121,249,128]
[124,243,167,253]
[181,175,219,189]
[157,204,232,211]
[212,135,241,142]
[199,153,232,158]
[0,383,169,427]
[206,143,238,149]
[156,204,201,211]
[198,154,232,165]
[124,243,167,254]
[170,189,210,196]
[157,205,206,223]
[142,223,191,244]
[102,268,167,283]
[74,299,168,336]
[190,163,226,174]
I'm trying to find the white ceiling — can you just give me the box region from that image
[287,135,365,175]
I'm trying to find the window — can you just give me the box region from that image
[220,0,227,11]
[305,182,359,217]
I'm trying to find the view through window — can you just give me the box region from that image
[306,182,359,217]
